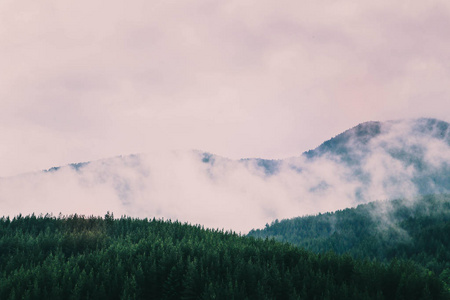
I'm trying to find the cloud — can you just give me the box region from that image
[1,0,450,177]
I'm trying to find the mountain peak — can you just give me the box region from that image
[304,118,449,159]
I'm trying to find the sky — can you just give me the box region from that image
[1,0,450,177]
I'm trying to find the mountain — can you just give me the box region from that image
[248,194,450,290]
[0,118,449,232]
[302,118,450,197]
[304,118,449,160]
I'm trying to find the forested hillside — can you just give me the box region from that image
[248,194,450,291]
[1,214,448,299]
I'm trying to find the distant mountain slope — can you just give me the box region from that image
[0,118,449,232]
[302,118,450,197]
[305,118,449,159]
[248,194,450,288]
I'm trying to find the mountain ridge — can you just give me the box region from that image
[1,118,449,232]
[10,118,450,178]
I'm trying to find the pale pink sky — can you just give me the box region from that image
[1,0,450,177]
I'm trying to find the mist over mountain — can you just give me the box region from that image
[303,118,450,197]
[1,118,448,233]
[248,194,450,289]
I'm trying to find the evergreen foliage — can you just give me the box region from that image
[248,194,450,293]
[1,212,448,299]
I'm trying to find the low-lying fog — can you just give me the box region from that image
[1,119,449,233]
